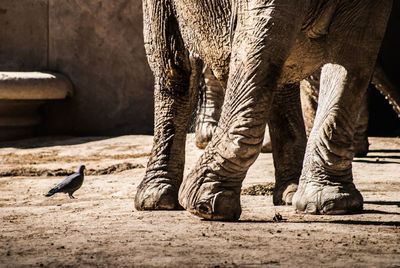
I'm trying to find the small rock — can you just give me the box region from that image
[273,212,283,222]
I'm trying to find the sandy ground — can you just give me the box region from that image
[0,134,399,267]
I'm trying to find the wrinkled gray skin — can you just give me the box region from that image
[194,66,368,205]
[300,69,371,156]
[135,0,393,220]
[299,65,400,156]
[196,64,400,158]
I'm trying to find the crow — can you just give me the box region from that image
[45,165,85,199]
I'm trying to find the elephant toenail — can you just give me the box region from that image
[305,202,318,214]
[198,203,212,215]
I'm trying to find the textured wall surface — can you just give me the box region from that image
[0,0,48,71]
[43,0,154,135]
[0,0,154,136]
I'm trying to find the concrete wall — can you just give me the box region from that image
[0,0,48,70]
[0,0,154,136]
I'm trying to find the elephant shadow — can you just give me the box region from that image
[234,217,400,227]
[364,200,400,207]
[353,150,400,164]
[233,201,400,226]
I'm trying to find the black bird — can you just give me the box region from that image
[45,165,85,199]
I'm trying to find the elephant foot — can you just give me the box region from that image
[354,137,369,157]
[292,181,363,214]
[179,172,242,221]
[135,180,182,210]
[195,121,217,149]
[273,181,298,205]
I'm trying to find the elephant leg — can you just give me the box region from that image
[300,73,320,137]
[269,83,306,205]
[196,66,273,153]
[353,90,370,157]
[301,71,370,157]
[179,0,308,220]
[293,63,366,214]
[135,0,202,210]
[293,1,392,214]
[195,66,225,149]
[300,71,369,156]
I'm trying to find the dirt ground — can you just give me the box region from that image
[0,134,399,267]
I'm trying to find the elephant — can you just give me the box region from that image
[135,0,393,220]
[299,64,400,154]
[195,64,400,157]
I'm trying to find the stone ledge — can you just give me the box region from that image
[0,72,73,100]
[0,71,74,141]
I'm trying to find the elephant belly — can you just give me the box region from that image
[280,31,325,85]
[173,0,325,84]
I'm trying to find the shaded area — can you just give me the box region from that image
[241,183,274,196]
[360,154,400,159]
[318,220,400,227]
[368,149,400,153]
[368,87,400,137]
[0,151,150,166]
[0,136,110,149]
[288,219,400,227]
[238,219,400,227]
[365,201,400,207]
[369,1,400,137]
[352,159,400,164]
[0,162,144,177]
[362,209,400,215]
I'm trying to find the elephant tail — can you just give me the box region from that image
[45,185,60,197]
[372,64,400,117]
